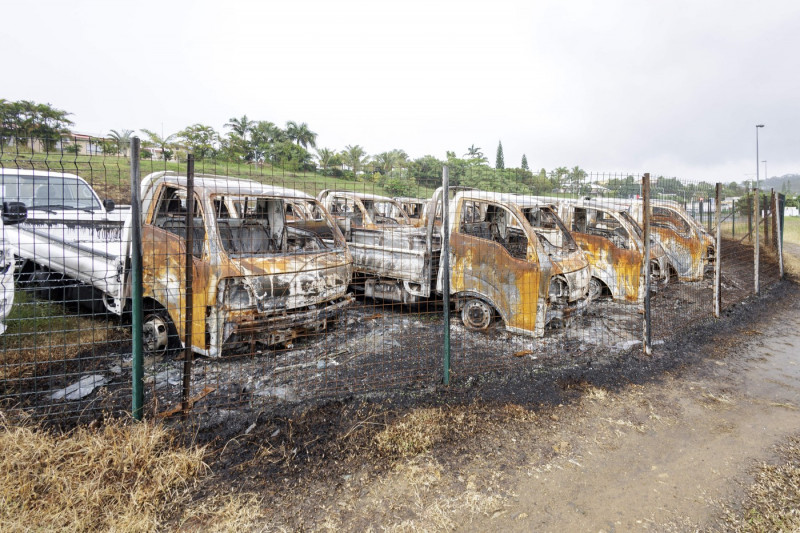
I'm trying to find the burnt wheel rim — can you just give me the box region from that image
[462,299,492,330]
[143,314,169,354]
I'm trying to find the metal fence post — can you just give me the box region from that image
[765,191,771,247]
[699,200,704,230]
[182,155,195,414]
[642,173,652,355]
[130,137,144,420]
[714,183,722,318]
[771,189,778,249]
[754,187,760,295]
[778,193,785,279]
[441,166,451,385]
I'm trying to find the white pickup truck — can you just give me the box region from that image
[0,169,353,356]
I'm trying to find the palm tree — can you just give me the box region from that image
[390,149,409,172]
[140,129,177,160]
[286,121,317,149]
[340,145,369,180]
[550,166,570,192]
[108,129,133,157]
[250,121,284,144]
[315,147,337,173]
[224,115,252,140]
[464,144,483,159]
[372,151,398,174]
[568,165,587,193]
[177,124,219,159]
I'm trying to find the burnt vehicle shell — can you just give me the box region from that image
[444,191,590,337]
[317,190,440,304]
[608,199,711,282]
[393,197,427,227]
[550,200,673,303]
[142,174,353,357]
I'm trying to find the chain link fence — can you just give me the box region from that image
[0,137,786,424]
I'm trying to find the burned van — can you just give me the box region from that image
[443,191,590,337]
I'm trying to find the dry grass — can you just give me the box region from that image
[177,492,269,532]
[722,436,800,532]
[0,413,208,532]
[0,412,275,532]
[375,408,448,457]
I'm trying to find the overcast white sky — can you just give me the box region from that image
[5,0,799,182]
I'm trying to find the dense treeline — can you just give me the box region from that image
[0,99,73,150]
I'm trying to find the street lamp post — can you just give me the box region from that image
[755,124,764,295]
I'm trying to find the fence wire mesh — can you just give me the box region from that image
[0,137,787,424]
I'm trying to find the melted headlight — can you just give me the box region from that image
[221,279,254,309]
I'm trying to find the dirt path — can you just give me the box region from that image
[461,297,800,531]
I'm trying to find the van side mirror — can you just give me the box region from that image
[103,199,115,212]
[2,201,28,225]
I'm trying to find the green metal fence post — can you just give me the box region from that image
[130,137,144,420]
[441,166,451,385]
[642,173,652,355]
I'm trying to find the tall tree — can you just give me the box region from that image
[315,147,337,173]
[140,129,177,160]
[270,140,312,170]
[285,121,317,149]
[108,129,133,157]
[224,115,252,140]
[373,151,401,174]
[568,165,587,193]
[340,145,369,180]
[550,166,569,191]
[177,124,219,159]
[465,144,483,159]
[248,121,286,162]
[409,154,446,188]
[521,154,529,170]
[495,141,504,170]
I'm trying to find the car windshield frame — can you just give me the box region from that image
[0,174,102,211]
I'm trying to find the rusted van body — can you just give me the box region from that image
[550,199,672,303]
[609,199,714,281]
[442,191,591,337]
[141,174,354,356]
[393,197,427,227]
